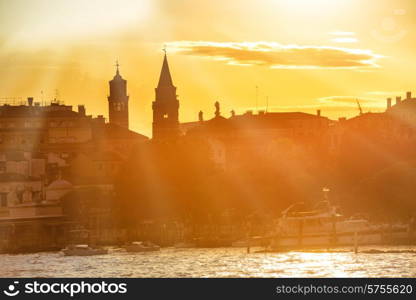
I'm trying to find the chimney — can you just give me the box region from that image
[396,96,402,105]
[406,91,412,99]
[387,98,392,109]
[27,97,34,106]
[317,109,321,117]
[78,105,86,116]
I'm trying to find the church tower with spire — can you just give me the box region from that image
[152,51,179,140]
[108,61,129,129]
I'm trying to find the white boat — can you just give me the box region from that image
[270,200,409,249]
[123,241,160,252]
[62,244,108,256]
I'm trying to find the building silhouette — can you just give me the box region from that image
[181,103,331,168]
[152,53,179,140]
[0,97,148,252]
[108,62,129,129]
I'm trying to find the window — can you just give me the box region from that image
[114,103,122,111]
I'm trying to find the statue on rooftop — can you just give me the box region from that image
[215,101,220,118]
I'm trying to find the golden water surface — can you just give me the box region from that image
[1,246,415,277]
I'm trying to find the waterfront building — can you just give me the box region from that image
[181,103,332,168]
[0,66,149,252]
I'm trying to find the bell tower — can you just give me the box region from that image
[152,51,179,140]
[108,61,129,128]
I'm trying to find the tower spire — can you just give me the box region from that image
[157,47,173,88]
[152,49,179,140]
[115,60,120,76]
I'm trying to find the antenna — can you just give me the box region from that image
[266,96,269,112]
[255,86,259,112]
[162,44,167,55]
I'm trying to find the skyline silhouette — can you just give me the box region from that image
[1,0,414,136]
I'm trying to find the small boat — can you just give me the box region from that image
[62,244,108,256]
[174,241,196,248]
[123,241,160,252]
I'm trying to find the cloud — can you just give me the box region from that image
[331,37,358,43]
[167,41,382,69]
[366,91,405,96]
[329,31,355,36]
[329,32,358,43]
[317,96,386,108]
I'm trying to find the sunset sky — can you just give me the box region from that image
[1,0,415,136]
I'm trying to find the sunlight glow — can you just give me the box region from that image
[332,38,359,44]
[9,0,152,45]
[274,0,353,15]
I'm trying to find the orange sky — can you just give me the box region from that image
[1,0,415,136]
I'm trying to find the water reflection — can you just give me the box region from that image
[1,246,415,278]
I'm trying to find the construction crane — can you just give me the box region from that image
[356,99,363,115]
